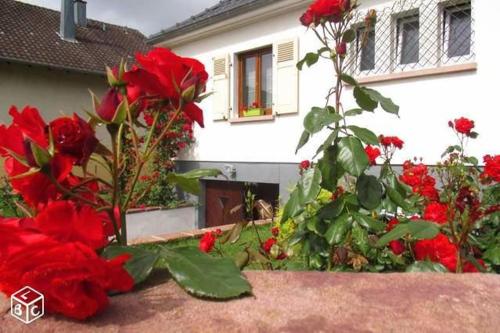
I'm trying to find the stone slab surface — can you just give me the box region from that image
[1,272,499,332]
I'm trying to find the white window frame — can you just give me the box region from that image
[440,1,474,65]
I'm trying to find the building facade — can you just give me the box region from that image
[151,0,499,227]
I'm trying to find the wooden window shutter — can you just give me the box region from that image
[212,54,230,121]
[272,39,299,115]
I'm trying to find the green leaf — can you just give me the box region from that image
[363,88,400,116]
[352,223,369,256]
[351,212,385,232]
[219,221,249,244]
[306,216,326,235]
[344,108,364,117]
[386,186,411,211]
[102,246,160,285]
[318,198,345,220]
[337,136,369,177]
[405,261,448,273]
[296,130,310,154]
[297,52,319,70]
[342,29,356,43]
[281,188,304,222]
[166,169,222,195]
[314,128,339,159]
[347,125,379,145]
[160,247,252,299]
[340,73,358,86]
[112,98,129,124]
[325,213,350,245]
[298,167,322,205]
[318,144,344,191]
[354,86,377,111]
[356,174,383,210]
[407,220,440,240]
[484,245,500,265]
[376,223,409,247]
[303,107,342,134]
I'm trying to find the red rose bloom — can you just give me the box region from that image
[123,48,208,127]
[364,145,380,165]
[414,233,457,272]
[453,117,474,135]
[262,238,277,253]
[199,231,217,253]
[423,202,449,225]
[8,105,48,148]
[50,114,98,165]
[0,239,133,320]
[300,0,350,26]
[379,135,404,149]
[400,161,439,201]
[389,240,405,255]
[299,160,311,170]
[482,155,500,182]
[386,217,399,231]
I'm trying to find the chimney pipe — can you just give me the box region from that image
[60,0,75,41]
[74,0,87,27]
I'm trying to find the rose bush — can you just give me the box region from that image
[0,47,251,320]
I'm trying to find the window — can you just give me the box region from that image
[396,14,420,65]
[356,26,376,72]
[443,3,472,58]
[238,47,273,117]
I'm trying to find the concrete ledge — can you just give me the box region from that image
[2,271,499,332]
[129,219,272,245]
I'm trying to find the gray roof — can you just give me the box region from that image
[148,0,284,44]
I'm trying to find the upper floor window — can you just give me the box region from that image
[396,14,420,65]
[443,3,472,58]
[356,26,375,72]
[238,47,273,117]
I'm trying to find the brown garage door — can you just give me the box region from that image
[205,180,244,228]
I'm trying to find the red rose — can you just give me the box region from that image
[462,259,486,273]
[299,160,311,170]
[49,114,98,165]
[0,238,133,320]
[33,201,107,250]
[364,145,380,165]
[8,105,48,148]
[97,88,121,122]
[482,155,500,182]
[199,231,217,253]
[414,233,457,272]
[389,240,405,255]
[423,202,449,225]
[262,238,277,253]
[379,135,404,149]
[336,42,347,56]
[453,117,474,135]
[300,0,350,26]
[400,161,439,201]
[123,48,208,127]
[271,227,280,237]
[386,217,399,231]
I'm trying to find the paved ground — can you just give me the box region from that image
[1,272,499,332]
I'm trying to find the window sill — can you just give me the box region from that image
[355,62,477,85]
[228,115,275,124]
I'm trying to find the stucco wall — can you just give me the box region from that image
[166,0,499,165]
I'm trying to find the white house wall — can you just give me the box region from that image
[169,0,499,165]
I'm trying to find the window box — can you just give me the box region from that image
[243,107,265,117]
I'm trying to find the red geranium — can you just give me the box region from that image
[423,202,449,225]
[123,48,208,127]
[199,231,217,253]
[453,117,475,135]
[0,238,133,320]
[482,154,500,182]
[300,0,351,26]
[364,145,380,165]
[50,114,98,165]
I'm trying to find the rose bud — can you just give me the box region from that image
[336,42,347,56]
[97,88,121,122]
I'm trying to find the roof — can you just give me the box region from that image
[0,0,150,75]
[149,0,284,44]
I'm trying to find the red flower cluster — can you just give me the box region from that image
[414,233,483,272]
[379,135,404,149]
[423,202,449,225]
[299,160,311,170]
[199,229,222,253]
[364,145,380,165]
[385,218,405,255]
[300,0,351,26]
[482,154,500,183]
[400,161,439,201]
[452,117,475,136]
[123,48,208,127]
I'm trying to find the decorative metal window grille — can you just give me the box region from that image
[349,0,474,77]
